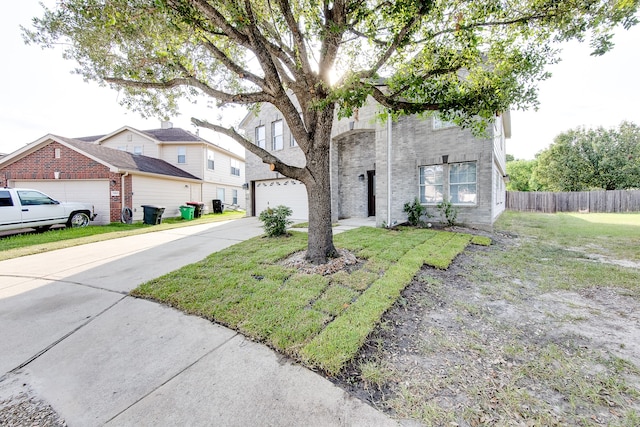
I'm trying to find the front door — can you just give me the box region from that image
[367,170,376,217]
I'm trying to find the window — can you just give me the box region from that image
[230,159,241,176]
[290,134,298,147]
[133,146,143,155]
[177,147,186,164]
[272,120,283,150]
[54,148,61,159]
[432,114,456,130]
[0,190,13,207]
[232,189,238,205]
[255,125,266,149]
[419,162,477,205]
[419,165,444,204]
[207,149,215,170]
[117,146,127,151]
[449,162,477,204]
[217,188,225,202]
[17,190,57,206]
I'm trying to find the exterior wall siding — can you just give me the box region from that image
[131,175,194,220]
[100,131,161,158]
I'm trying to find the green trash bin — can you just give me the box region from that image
[179,205,195,220]
[141,205,165,225]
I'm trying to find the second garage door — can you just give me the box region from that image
[12,180,110,225]
[254,178,308,220]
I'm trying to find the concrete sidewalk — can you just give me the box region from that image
[0,217,395,426]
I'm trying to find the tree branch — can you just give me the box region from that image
[103,75,270,105]
[191,118,307,179]
[370,86,439,114]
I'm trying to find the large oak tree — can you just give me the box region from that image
[26,0,638,263]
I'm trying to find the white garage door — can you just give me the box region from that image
[255,178,308,220]
[13,180,110,225]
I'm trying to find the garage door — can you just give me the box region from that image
[254,178,308,220]
[13,180,110,225]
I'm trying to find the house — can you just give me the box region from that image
[241,100,509,229]
[0,122,245,224]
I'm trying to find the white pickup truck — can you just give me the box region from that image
[0,187,97,232]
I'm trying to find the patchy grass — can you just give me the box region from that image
[132,226,473,374]
[0,211,245,261]
[347,211,640,426]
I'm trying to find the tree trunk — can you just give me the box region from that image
[305,161,338,264]
[303,105,338,264]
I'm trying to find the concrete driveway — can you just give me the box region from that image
[0,217,395,426]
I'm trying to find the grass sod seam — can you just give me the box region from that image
[300,233,472,374]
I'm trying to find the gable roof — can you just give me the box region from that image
[0,134,199,181]
[59,137,200,180]
[83,126,207,144]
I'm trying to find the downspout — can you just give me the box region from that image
[121,171,129,210]
[387,113,392,227]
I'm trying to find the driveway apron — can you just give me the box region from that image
[0,217,395,426]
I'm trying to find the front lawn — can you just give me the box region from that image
[132,226,478,374]
[0,211,245,261]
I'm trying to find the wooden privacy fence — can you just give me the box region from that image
[506,190,640,213]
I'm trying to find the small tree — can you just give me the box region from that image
[403,198,428,226]
[436,201,458,227]
[259,205,293,237]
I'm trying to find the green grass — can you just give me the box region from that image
[133,226,473,374]
[0,211,245,261]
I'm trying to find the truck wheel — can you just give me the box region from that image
[68,212,90,228]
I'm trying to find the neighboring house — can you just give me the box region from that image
[0,122,245,224]
[241,99,509,229]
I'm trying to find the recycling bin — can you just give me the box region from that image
[141,205,165,225]
[179,205,195,220]
[186,202,205,218]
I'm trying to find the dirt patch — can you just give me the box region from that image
[280,248,360,275]
[334,235,640,426]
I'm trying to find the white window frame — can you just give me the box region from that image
[449,162,477,205]
[207,149,215,170]
[255,125,266,149]
[272,120,283,151]
[419,165,444,204]
[230,159,241,176]
[432,114,456,130]
[232,189,238,205]
[177,147,186,164]
[133,146,143,155]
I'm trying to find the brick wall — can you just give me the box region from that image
[1,141,125,222]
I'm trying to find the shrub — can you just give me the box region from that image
[259,205,293,237]
[403,197,427,226]
[436,201,458,226]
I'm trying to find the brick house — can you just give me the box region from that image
[0,123,245,224]
[241,99,509,229]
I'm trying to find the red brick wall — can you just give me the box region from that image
[1,141,123,222]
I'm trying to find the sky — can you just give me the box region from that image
[2,1,639,160]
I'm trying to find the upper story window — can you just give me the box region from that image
[177,147,186,164]
[272,120,283,151]
[54,148,61,158]
[117,146,127,151]
[255,125,266,149]
[290,134,298,147]
[433,114,456,130]
[207,149,215,170]
[133,146,143,155]
[230,159,241,176]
